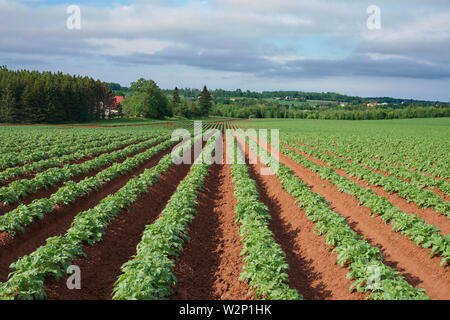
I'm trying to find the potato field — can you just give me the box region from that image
[0,118,448,300]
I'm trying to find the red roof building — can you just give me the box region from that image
[106,96,124,110]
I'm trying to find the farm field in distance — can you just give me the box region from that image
[0,118,448,300]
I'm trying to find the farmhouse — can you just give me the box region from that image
[105,96,124,117]
[106,96,124,110]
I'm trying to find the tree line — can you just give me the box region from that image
[1,66,447,123]
[211,103,450,120]
[162,88,446,105]
[121,80,213,119]
[0,67,113,123]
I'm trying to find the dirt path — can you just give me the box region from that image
[255,137,450,300]
[0,144,174,283]
[171,136,251,300]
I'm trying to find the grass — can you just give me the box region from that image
[234,117,450,135]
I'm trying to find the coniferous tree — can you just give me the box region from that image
[0,67,114,123]
[0,84,15,122]
[199,85,213,117]
[172,87,183,117]
[173,87,181,105]
[21,84,34,123]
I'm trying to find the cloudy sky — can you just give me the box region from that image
[1,0,450,101]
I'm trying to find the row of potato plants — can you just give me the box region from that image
[241,134,430,300]
[0,137,177,235]
[0,135,197,300]
[301,139,449,195]
[284,139,449,217]
[0,135,145,184]
[0,134,169,205]
[229,136,301,300]
[111,133,218,300]
[280,143,450,267]
[296,139,449,196]
[298,134,448,180]
[0,130,135,169]
[0,128,108,156]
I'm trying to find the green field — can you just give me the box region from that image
[0,118,448,300]
[238,117,449,177]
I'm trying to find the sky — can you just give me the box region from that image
[1,0,450,101]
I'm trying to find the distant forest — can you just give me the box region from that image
[0,67,448,124]
[211,103,450,120]
[0,67,113,123]
[156,87,450,120]
[111,85,447,105]
[159,88,448,105]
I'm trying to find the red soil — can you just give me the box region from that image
[0,139,146,188]
[55,125,118,128]
[2,123,447,300]
[43,143,200,299]
[0,124,173,128]
[152,122,176,126]
[0,139,159,216]
[312,144,445,183]
[235,136,367,300]
[342,171,450,234]
[45,163,193,299]
[254,138,450,299]
[171,137,252,300]
[427,187,450,202]
[0,124,120,128]
[0,144,175,283]
[285,143,450,235]
[298,141,449,201]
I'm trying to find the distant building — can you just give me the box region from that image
[106,96,124,110]
[105,96,124,118]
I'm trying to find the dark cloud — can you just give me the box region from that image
[2,0,450,99]
[106,46,450,80]
[265,55,450,79]
[107,46,277,73]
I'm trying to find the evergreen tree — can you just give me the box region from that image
[0,85,15,122]
[0,68,113,123]
[199,85,213,117]
[172,87,183,117]
[173,87,181,105]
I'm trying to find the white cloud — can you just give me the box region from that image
[1,0,449,100]
[85,38,175,55]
